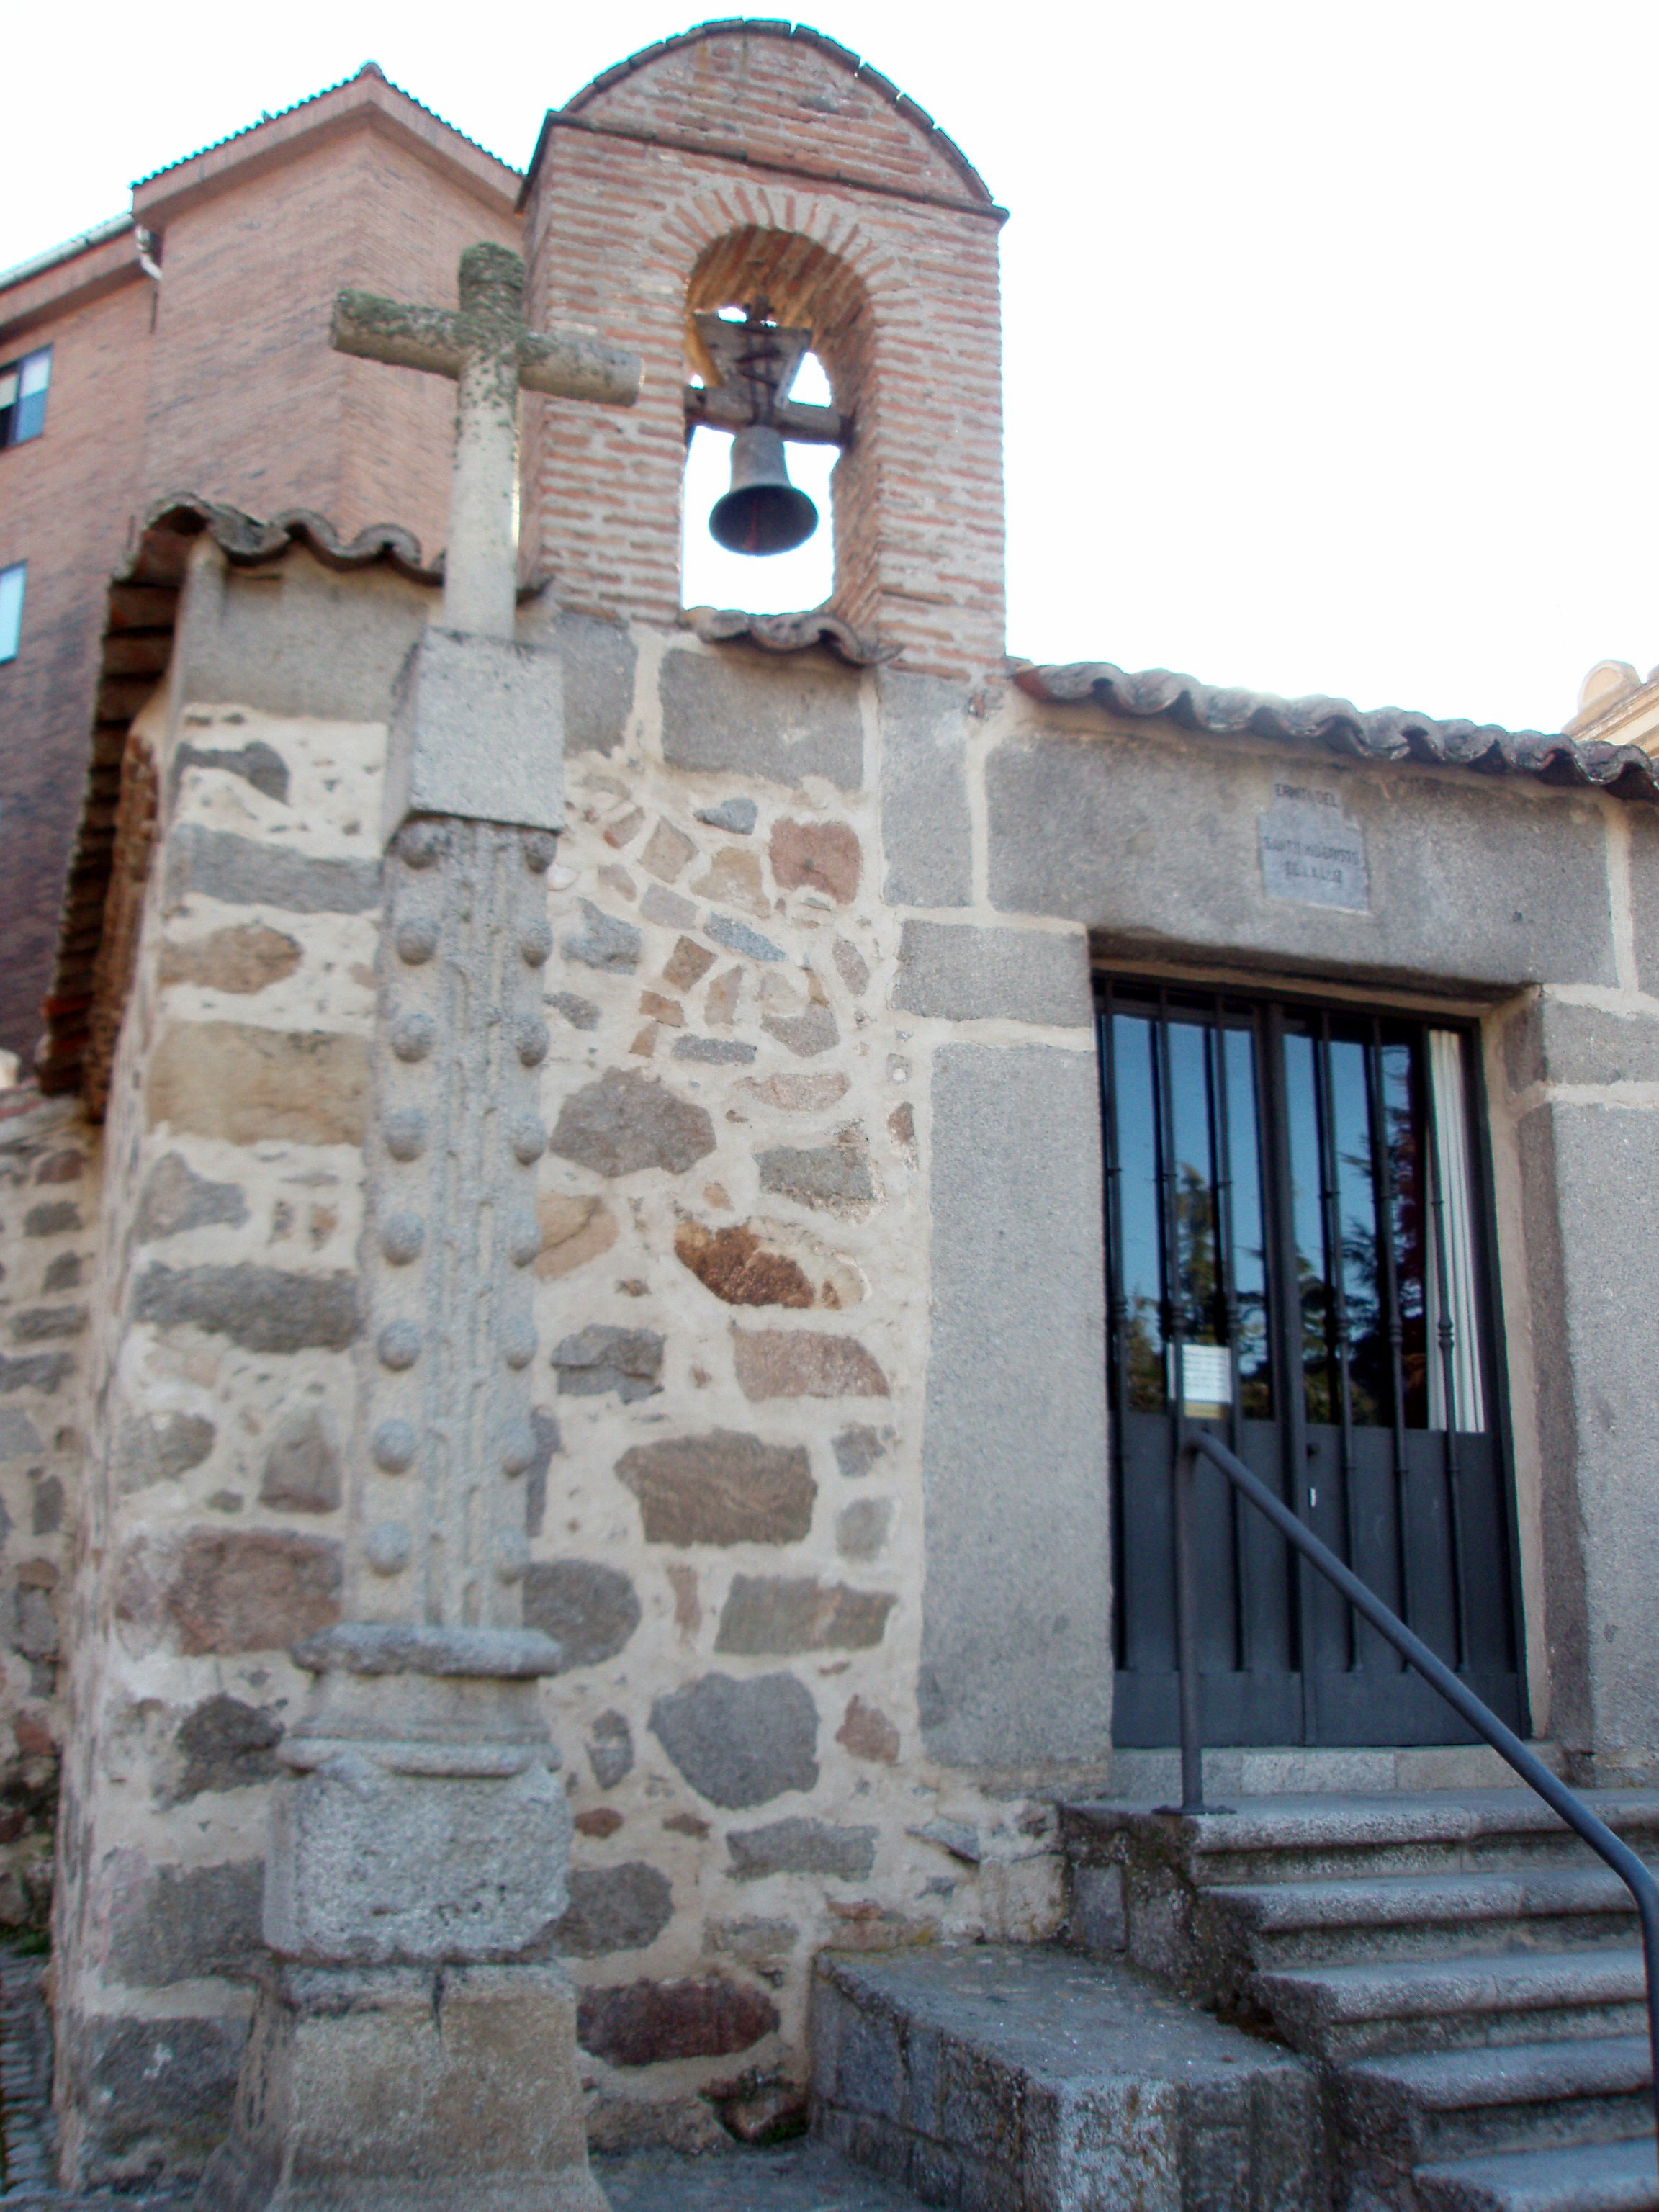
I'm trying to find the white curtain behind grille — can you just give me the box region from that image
[1426,1029,1487,1434]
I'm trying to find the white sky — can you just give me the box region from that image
[7,0,1658,733]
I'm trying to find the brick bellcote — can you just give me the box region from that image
[519,22,1007,680]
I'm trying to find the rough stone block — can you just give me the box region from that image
[559,610,637,758]
[135,1152,250,1241]
[259,1410,341,1514]
[160,922,305,996]
[770,818,861,904]
[1505,993,1659,1092]
[58,2009,245,2190]
[837,1696,900,1765]
[107,1859,264,1987]
[521,1559,642,1668]
[714,1574,895,1655]
[148,1022,369,1147]
[878,668,974,907]
[194,1959,604,2211]
[921,1044,1110,1768]
[174,1694,284,1802]
[133,1263,360,1352]
[733,1328,889,1401]
[554,1863,673,1956]
[161,1529,342,1655]
[386,626,565,835]
[577,1974,778,2067]
[562,899,642,973]
[551,1323,663,1401]
[116,1409,217,1490]
[548,1068,715,1177]
[727,1816,877,1880]
[167,825,382,916]
[266,1759,571,1966]
[660,646,863,792]
[837,1498,894,1561]
[616,1431,815,1545]
[894,920,1091,1027]
[648,1671,819,1809]
[171,734,290,804]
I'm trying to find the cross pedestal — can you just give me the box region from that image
[194,246,639,2212]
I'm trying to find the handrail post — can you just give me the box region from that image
[1174,1439,1205,1815]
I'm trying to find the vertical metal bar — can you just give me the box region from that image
[1210,999,1246,1673]
[1174,1438,1206,1813]
[1155,997,1192,1722]
[1260,1005,1316,1735]
[1421,1029,1471,1672]
[1097,984,1130,1670]
[1369,1019,1414,1637]
[1316,1016,1359,1668]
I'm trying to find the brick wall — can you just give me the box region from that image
[522,26,1007,682]
[0,277,152,1056]
[0,75,520,1064]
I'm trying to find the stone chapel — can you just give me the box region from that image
[4,21,1659,2212]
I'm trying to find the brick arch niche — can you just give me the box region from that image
[520,22,1007,678]
[685,225,871,629]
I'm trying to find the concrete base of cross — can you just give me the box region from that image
[194,1959,608,2212]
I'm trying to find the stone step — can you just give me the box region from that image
[1102,1745,1565,1806]
[1205,1866,1651,1969]
[1339,2036,1655,2166]
[1064,1791,1659,1891]
[810,1942,1321,2211]
[1413,2138,1659,2212]
[1254,1948,1650,2061]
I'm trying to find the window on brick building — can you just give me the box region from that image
[0,349,52,447]
[0,564,23,662]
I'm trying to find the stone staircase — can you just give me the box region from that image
[811,1785,1659,2212]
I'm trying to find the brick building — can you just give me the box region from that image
[4,22,1659,2211]
[0,63,518,1060]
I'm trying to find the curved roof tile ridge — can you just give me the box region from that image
[1015,660,1659,804]
[130,61,517,191]
[559,19,994,206]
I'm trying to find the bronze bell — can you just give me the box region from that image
[709,425,818,556]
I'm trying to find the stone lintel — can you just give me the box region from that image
[385,627,565,839]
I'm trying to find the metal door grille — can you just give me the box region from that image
[1097,978,1523,1748]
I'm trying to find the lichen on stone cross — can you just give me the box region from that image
[332,241,640,639]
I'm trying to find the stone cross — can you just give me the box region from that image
[197,246,639,2212]
[333,241,639,637]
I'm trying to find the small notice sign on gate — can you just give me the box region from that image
[1259,783,1370,912]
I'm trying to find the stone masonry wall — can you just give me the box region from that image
[53,576,1109,2181]
[0,1092,99,1938]
[53,675,382,2188]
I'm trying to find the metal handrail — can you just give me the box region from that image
[1173,1430,1659,2144]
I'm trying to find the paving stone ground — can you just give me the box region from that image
[0,2150,912,2210]
[0,1948,913,2210]
[595,2143,922,2209]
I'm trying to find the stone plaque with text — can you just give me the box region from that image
[1259,783,1370,911]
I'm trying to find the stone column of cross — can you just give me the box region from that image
[194,247,641,2212]
[333,240,639,637]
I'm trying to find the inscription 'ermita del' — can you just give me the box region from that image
[1258,783,1370,912]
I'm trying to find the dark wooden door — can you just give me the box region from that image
[1100,981,1524,1748]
